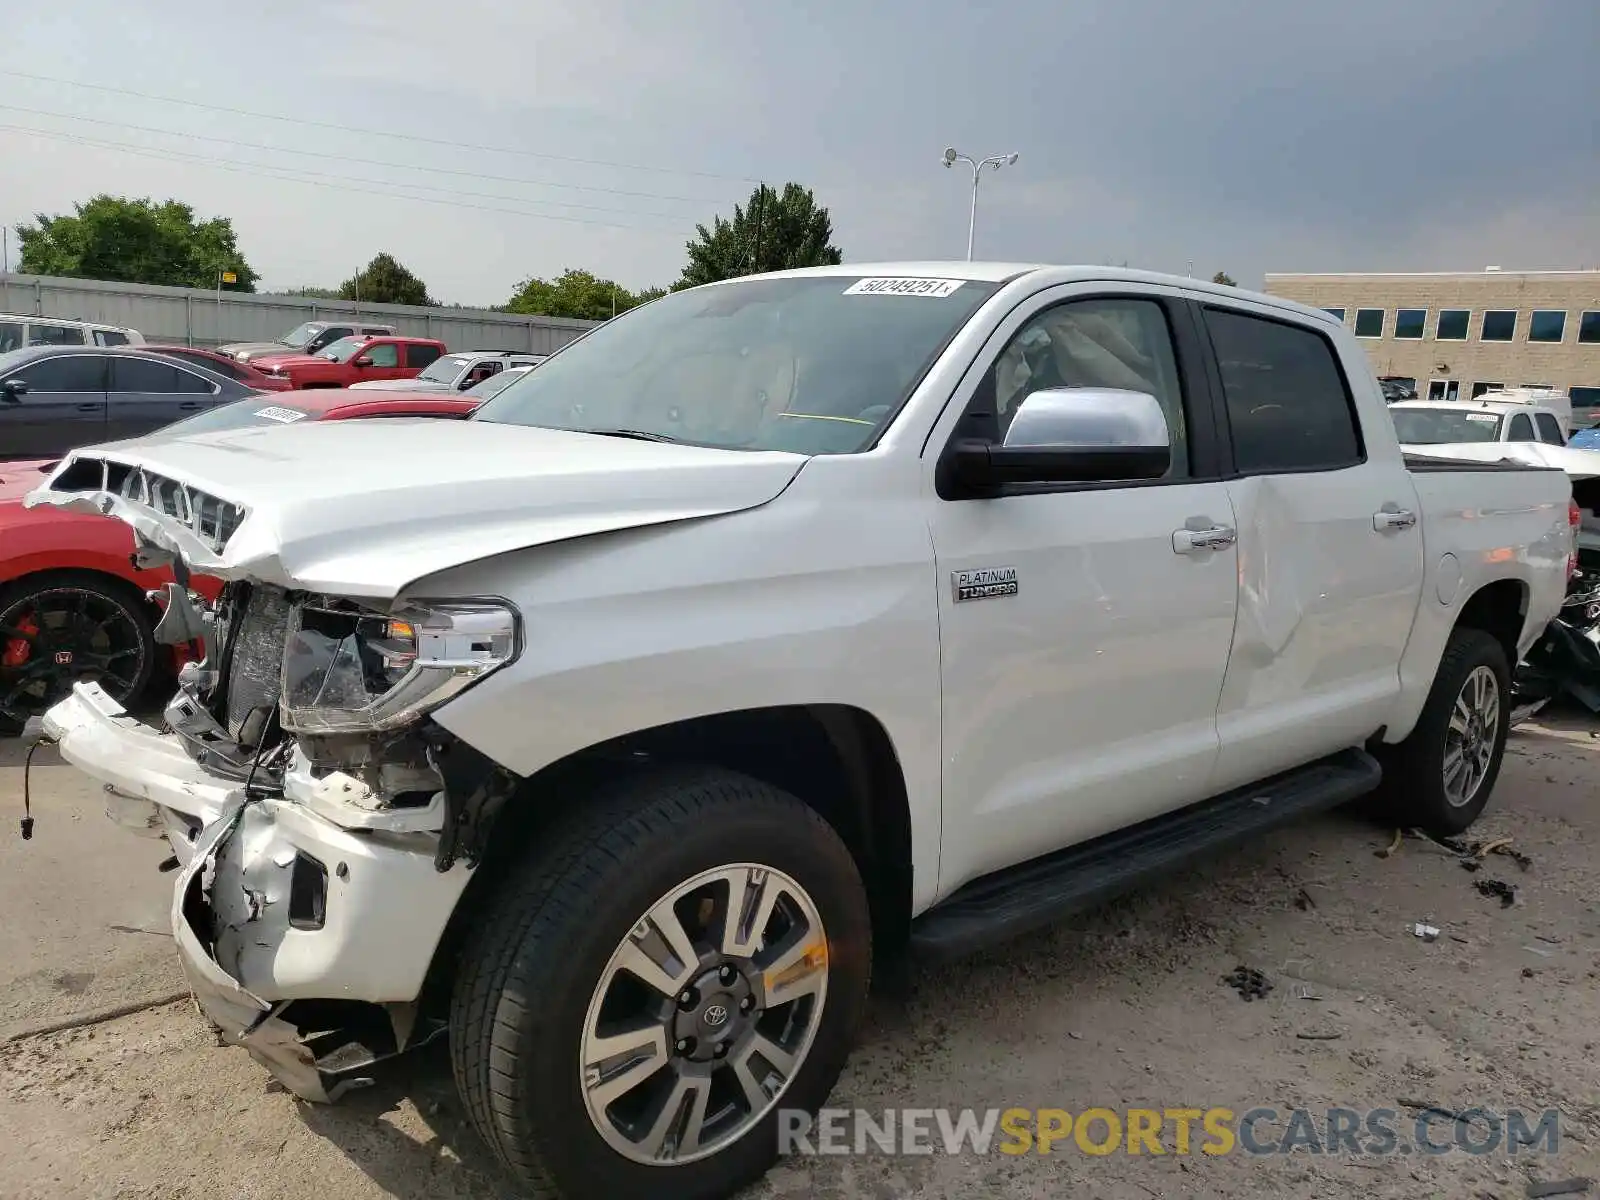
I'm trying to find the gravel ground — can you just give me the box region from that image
[2,715,1598,1199]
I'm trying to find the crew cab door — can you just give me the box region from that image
[1197,301,1426,792]
[353,340,408,381]
[927,285,1240,894]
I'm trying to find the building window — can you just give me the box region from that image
[1570,386,1600,411]
[1470,381,1504,399]
[1528,310,1566,343]
[1393,308,1426,339]
[1481,310,1517,341]
[1521,382,1553,389]
[1354,308,1384,338]
[1579,312,1600,344]
[1428,379,1460,402]
[1324,308,1346,322]
[1436,309,1470,340]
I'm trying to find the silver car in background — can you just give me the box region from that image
[348,349,545,393]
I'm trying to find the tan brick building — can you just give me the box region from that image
[1263,269,1600,415]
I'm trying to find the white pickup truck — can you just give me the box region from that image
[30,264,1574,1200]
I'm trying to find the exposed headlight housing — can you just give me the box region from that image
[281,598,519,733]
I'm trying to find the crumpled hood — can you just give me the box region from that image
[24,419,807,599]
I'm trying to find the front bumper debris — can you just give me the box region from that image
[42,682,474,1100]
[172,801,340,1103]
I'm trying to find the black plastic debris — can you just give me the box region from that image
[1515,553,1600,713]
[1222,966,1272,1001]
[1475,878,1518,907]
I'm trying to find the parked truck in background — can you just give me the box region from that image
[249,334,445,388]
[218,320,397,364]
[31,263,1573,1200]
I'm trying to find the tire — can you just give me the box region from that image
[449,767,872,1200]
[0,570,157,736]
[1377,627,1511,837]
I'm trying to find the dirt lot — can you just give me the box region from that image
[2,717,1598,1199]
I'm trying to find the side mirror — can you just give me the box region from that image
[945,388,1171,494]
[1,378,28,402]
[352,355,374,368]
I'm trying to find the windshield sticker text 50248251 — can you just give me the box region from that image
[843,277,966,298]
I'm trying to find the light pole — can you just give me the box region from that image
[942,147,1019,261]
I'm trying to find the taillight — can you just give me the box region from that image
[1568,497,1581,581]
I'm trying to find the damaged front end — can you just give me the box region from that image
[43,522,526,1101]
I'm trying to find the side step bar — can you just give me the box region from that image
[910,748,1382,962]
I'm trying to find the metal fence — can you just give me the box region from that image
[0,272,598,354]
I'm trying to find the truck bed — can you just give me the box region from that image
[1404,452,1566,474]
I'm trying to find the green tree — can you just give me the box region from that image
[505,268,662,321]
[280,285,342,299]
[339,252,433,306]
[15,195,258,291]
[676,182,842,290]
[1212,271,1237,286]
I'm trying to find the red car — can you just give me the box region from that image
[251,335,447,390]
[0,389,477,733]
[140,344,294,392]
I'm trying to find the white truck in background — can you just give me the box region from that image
[29,264,1573,1200]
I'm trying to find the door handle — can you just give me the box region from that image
[1373,508,1417,531]
[1172,524,1237,554]
[76,403,100,412]
[178,402,204,410]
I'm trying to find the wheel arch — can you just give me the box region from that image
[1452,576,1529,670]
[419,702,914,1012]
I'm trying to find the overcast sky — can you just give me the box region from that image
[4,0,1594,306]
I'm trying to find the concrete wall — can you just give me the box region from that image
[0,272,598,355]
[1264,270,1600,407]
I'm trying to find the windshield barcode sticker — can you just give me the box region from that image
[1465,413,1498,422]
[843,277,965,298]
[254,406,308,423]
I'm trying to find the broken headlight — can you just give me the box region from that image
[280,599,519,733]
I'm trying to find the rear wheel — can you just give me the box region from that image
[0,572,155,735]
[1376,627,1511,836]
[448,768,871,1200]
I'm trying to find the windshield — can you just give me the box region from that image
[280,322,324,348]
[465,366,530,400]
[417,355,470,384]
[321,336,366,363]
[152,398,314,437]
[1390,407,1504,444]
[472,275,1000,453]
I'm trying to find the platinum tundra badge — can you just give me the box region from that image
[952,567,1019,602]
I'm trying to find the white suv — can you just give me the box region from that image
[0,312,145,351]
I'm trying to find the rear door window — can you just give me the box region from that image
[29,324,87,347]
[112,356,197,393]
[406,342,442,368]
[94,329,131,346]
[1203,307,1363,473]
[0,321,23,353]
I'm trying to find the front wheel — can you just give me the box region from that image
[1376,626,1511,837]
[449,768,872,1200]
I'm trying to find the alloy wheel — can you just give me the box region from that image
[578,862,830,1166]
